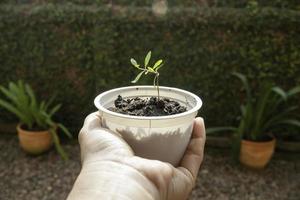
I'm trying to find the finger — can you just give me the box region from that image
[192,117,206,141]
[179,117,206,184]
[79,112,102,142]
[79,113,134,162]
[84,129,134,159]
[83,111,102,131]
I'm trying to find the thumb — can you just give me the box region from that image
[79,112,134,164]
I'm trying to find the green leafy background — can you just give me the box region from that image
[0,3,299,134]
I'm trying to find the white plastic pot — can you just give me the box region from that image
[94,86,202,166]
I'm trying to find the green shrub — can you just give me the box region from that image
[1,1,299,10]
[0,4,299,133]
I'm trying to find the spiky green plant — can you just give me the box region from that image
[130,51,164,100]
[0,81,72,160]
[207,72,300,158]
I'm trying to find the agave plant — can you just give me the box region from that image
[0,81,72,160]
[207,72,300,156]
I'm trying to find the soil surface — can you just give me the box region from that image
[0,133,299,200]
[20,124,49,132]
[108,95,187,116]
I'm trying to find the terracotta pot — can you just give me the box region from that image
[239,138,276,169]
[17,124,53,155]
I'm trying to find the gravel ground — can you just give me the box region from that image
[0,133,299,200]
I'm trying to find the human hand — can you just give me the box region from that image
[68,112,206,200]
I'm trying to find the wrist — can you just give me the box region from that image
[68,159,160,200]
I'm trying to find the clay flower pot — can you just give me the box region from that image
[17,124,53,155]
[94,86,202,166]
[239,138,276,169]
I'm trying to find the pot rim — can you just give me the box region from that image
[17,123,51,134]
[94,85,202,120]
[241,137,276,145]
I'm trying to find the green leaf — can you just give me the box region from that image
[49,104,61,116]
[57,123,72,139]
[263,106,299,131]
[232,72,255,138]
[25,84,37,112]
[147,67,155,73]
[40,101,46,110]
[252,86,273,135]
[277,119,300,128]
[144,51,151,67]
[0,98,30,125]
[232,72,251,102]
[14,81,29,106]
[45,95,56,111]
[131,71,144,83]
[287,86,300,97]
[50,129,68,160]
[272,87,287,101]
[0,85,18,104]
[9,81,31,118]
[153,59,163,69]
[154,63,163,72]
[231,130,243,161]
[33,111,45,128]
[130,58,140,68]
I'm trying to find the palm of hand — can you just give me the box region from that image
[72,112,205,200]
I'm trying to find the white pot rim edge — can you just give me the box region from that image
[94,85,202,120]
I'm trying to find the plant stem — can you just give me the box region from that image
[156,74,160,101]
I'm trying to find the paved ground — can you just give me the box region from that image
[0,133,299,200]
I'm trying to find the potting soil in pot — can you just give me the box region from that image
[108,95,187,116]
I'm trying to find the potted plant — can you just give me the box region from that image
[94,51,202,166]
[0,81,72,160]
[207,73,300,168]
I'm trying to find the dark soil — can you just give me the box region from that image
[21,124,49,132]
[108,95,187,116]
[243,134,274,142]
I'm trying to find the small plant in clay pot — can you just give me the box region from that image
[0,81,72,160]
[207,73,300,169]
[94,51,202,166]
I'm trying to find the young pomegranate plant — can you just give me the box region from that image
[130,51,163,100]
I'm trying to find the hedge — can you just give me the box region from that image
[1,1,300,10]
[0,4,300,134]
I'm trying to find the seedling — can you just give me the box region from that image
[130,51,164,100]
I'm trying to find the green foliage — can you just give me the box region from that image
[0,81,72,160]
[0,3,96,130]
[1,1,299,10]
[0,4,299,133]
[131,51,164,99]
[207,73,300,158]
[233,73,300,140]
